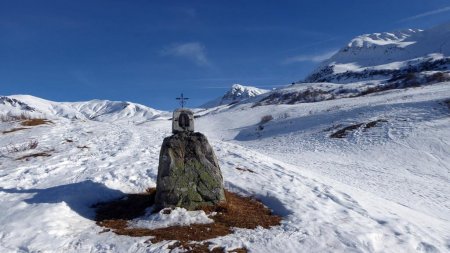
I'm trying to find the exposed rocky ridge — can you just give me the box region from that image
[0,96,36,112]
[305,57,450,83]
[254,71,450,106]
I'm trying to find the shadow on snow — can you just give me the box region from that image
[0,180,124,220]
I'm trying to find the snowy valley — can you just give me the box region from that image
[1,23,450,253]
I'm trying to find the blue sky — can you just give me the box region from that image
[1,0,449,110]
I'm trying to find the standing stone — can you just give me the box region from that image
[155,132,226,211]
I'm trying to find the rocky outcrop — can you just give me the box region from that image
[155,132,226,210]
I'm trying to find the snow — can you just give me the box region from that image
[1,81,449,252]
[6,95,167,122]
[129,207,214,230]
[306,23,450,83]
[201,84,269,108]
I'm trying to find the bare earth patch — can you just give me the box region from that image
[20,119,52,126]
[2,119,52,134]
[94,188,281,253]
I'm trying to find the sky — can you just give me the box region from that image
[1,0,449,110]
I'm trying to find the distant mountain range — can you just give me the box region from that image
[204,22,450,108]
[0,95,165,122]
[1,23,449,117]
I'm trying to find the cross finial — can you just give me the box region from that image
[176,93,189,108]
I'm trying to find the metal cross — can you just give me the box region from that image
[176,93,189,108]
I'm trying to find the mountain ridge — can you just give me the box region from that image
[304,22,450,83]
[200,84,269,108]
[0,94,166,122]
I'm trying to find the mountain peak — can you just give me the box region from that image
[304,23,450,83]
[201,84,269,108]
[347,29,422,49]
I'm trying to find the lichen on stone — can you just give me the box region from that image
[155,132,226,211]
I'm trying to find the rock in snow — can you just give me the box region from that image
[155,132,226,210]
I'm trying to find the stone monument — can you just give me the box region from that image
[154,94,226,211]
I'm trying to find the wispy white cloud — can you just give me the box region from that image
[282,50,337,64]
[399,6,450,22]
[161,42,210,67]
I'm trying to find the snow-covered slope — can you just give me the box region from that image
[197,82,450,221]
[0,96,36,112]
[201,84,269,108]
[1,95,167,122]
[1,82,449,252]
[305,23,450,83]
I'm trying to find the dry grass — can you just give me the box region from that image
[2,127,29,134]
[20,119,52,126]
[94,188,281,252]
[2,118,51,134]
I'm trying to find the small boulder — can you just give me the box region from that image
[155,132,226,210]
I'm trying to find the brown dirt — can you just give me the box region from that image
[20,119,52,126]
[94,188,281,253]
[16,152,51,160]
[2,127,29,134]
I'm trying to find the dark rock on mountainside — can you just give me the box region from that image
[0,96,36,112]
[155,132,226,210]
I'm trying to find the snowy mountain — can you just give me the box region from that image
[0,96,37,113]
[305,22,450,83]
[0,95,167,122]
[200,84,269,108]
[1,82,449,252]
[2,21,450,253]
[195,24,450,110]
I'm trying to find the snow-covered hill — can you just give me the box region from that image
[1,82,449,252]
[0,95,167,122]
[201,84,269,108]
[305,22,450,83]
[2,20,450,253]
